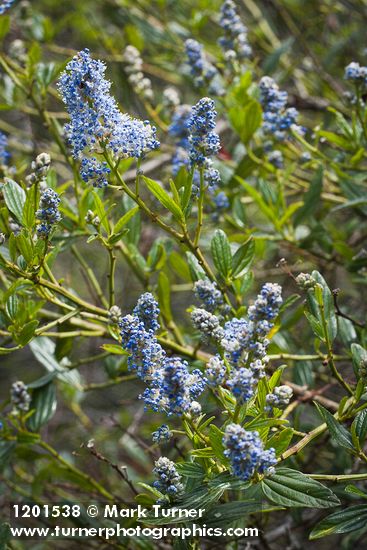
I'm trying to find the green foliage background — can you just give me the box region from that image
[0,0,367,548]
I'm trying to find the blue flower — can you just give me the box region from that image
[266,385,293,410]
[185,39,223,95]
[188,98,221,166]
[152,457,183,501]
[11,381,31,413]
[194,278,224,312]
[223,424,276,481]
[267,150,283,169]
[345,62,367,83]
[191,308,224,341]
[259,76,304,141]
[0,131,9,165]
[218,0,252,61]
[227,367,256,404]
[36,188,62,236]
[119,314,165,380]
[248,282,283,324]
[133,292,160,334]
[142,357,206,416]
[80,157,110,188]
[58,49,159,186]
[218,283,282,366]
[206,355,226,387]
[152,424,172,443]
[0,0,15,15]
[213,191,229,211]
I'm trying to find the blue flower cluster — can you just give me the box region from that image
[168,104,193,176]
[168,99,223,198]
[345,62,367,84]
[191,308,224,342]
[218,0,252,62]
[206,355,226,387]
[267,150,284,169]
[194,278,224,312]
[192,282,282,374]
[11,381,31,413]
[58,49,159,187]
[266,385,293,410]
[259,76,304,141]
[80,157,110,188]
[152,457,184,501]
[227,367,256,404]
[120,294,206,415]
[152,424,172,443]
[123,45,154,101]
[185,39,223,95]
[223,424,277,481]
[0,0,15,15]
[133,292,160,333]
[142,357,206,416]
[213,191,229,212]
[119,313,165,380]
[0,131,9,165]
[36,188,62,236]
[248,282,283,325]
[188,98,221,166]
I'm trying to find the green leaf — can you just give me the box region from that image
[351,343,367,379]
[186,252,206,281]
[266,428,294,455]
[231,238,255,277]
[352,410,367,447]
[318,130,355,151]
[262,467,340,508]
[0,442,16,471]
[92,191,110,233]
[2,178,26,224]
[157,272,172,322]
[112,206,139,235]
[0,15,11,42]
[209,424,227,462]
[5,294,19,321]
[28,382,57,432]
[237,178,279,229]
[175,462,205,479]
[0,523,11,549]
[237,100,262,144]
[304,311,324,340]
[16,320,39,346]
[345,485,367,499]
[22,187,37,229]
[143,176,184,222]
[294,167,323,225]
[190,447,215,458]
[100,344,128,355]
[309,505,367,539]
[30,337,83,389]
[315,403,354,451]
[205,500,283,527]
[211,229,232,278]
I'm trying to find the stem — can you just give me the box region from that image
[194,167,205,247]
[279,422,327,461]
[319,300,353,395]
[71,245,109,308]
[309,473,367,482]
[107,247,117,308]
[106,153,184,242]
[38,440,115,501]
[82,374,136,391]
